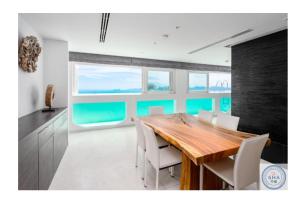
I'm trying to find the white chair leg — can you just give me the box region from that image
[141,151,145,180]
[170,166,175,177]
[156,170,159,190]
[135,144,138,168]
[144,158,147,188]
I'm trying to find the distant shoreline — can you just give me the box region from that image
[78,86,231,94]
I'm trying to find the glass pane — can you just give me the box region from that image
[209,73,231,93]
[73,102,126,125]
[76,64,142,94]
[147,71,170,92]
[137,100,175,116]
[186,98,214,115]
[220,97,231,113]
[189,73,207,92]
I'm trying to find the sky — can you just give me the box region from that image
[77,64,142,91]
[148,71,169,86]
[189,73,207,88]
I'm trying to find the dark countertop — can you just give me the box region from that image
[18,107,67,141]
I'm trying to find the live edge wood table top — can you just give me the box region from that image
[137,113,271,190]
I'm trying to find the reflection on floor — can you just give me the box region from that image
[50,126,269,190]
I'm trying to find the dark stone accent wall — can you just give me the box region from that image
[69,52,231,72]
[232,30,287,163]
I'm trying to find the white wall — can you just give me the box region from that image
[43,39,68,108]
[18,16,69,118]
[69,62,231,132]
[18,16,44,117]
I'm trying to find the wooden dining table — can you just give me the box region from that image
[137,113,270,190]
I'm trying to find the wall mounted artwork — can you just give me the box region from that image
[18,35,41,72]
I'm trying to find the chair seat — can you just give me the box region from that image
[156,135,169,148]
[203,157,234,186]
[140,135,168,151]
[159,147,181,169]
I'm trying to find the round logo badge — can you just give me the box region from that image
[262,165,286,189]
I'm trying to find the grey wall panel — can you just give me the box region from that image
[231,29,287,163]
[69,52,132,66]
[131,57,181,69]
[181,62,231,72]
[69,52,231,72]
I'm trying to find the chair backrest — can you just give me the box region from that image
[135,119,145,150]
[233,134,269,189]
[198,110,214,124]
[215,113,240,131]
[141,122,160,168]
[149,106,164,115]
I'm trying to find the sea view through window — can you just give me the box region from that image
[76,64,142,94]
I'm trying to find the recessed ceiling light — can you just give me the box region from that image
[153,42,157,45]
[162,34,169,38]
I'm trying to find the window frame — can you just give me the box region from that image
[72,62,143,96]
[144,67,175,94]
[187,71,209,93]
[71,62,231,96]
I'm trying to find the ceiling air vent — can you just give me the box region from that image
[99,13,110,43]
[188,29,253,54]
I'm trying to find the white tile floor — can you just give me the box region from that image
[49,126,268,190]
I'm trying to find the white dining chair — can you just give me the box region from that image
[203,134,269,190]
[141,122,182,190]
[135,119,168,179]
[198,110,214,124]
[215,112,240,131]
[149,105,170,149]
[149,106,164,115]
[149,106,175,175]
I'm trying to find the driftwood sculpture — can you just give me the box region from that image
[42,84,55,112]
[18,36,41,72]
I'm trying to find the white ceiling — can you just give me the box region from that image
[20,13,287,66]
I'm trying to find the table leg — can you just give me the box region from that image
[180,152,200,190]
[179,152,224,190]
[202,166,223,190]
